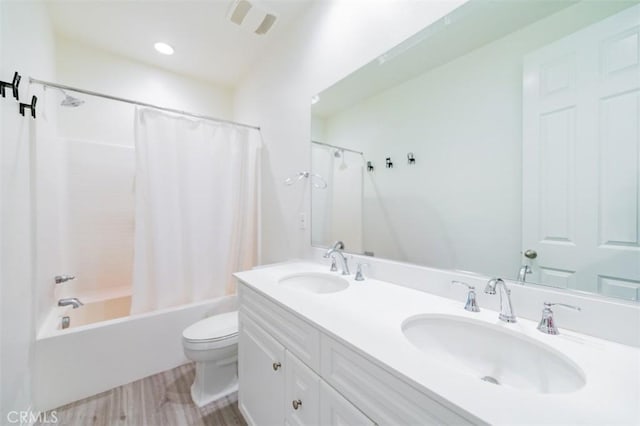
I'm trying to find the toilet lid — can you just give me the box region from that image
[182,311,238,343]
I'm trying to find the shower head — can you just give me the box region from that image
[60,90,84,107]
[333,149,342,158]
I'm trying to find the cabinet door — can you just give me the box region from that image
[320,381,375,426]
[284,351,320,426]
[239,312,286,426]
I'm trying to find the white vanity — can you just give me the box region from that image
[235,261,640,425]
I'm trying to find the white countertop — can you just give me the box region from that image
[235,261,640,425]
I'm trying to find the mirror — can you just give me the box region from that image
[311,0,640,302]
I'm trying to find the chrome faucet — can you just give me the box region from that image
[516,265,531,283]
[324,241,350,275]
[484,278,516,323]
[58,298,84,309]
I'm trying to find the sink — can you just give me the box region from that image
[402,314,585,394]
[278,272,349,294]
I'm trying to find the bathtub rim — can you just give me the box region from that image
[38,294,237,340]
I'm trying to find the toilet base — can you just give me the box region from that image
[190,377,238,408]
[189,356,238,408]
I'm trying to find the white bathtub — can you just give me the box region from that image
[54,296,132,330]
[33,292,237,411]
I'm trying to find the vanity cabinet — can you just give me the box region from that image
[238,283,473,426]
[239,310,373,426]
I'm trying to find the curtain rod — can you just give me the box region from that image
[311,140,363,155]
[29,78,261,131]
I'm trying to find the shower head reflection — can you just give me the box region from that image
[60,90,85,107]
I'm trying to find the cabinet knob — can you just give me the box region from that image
[524,249,537,259]
[272,361,281,371]
[292,399,302,410]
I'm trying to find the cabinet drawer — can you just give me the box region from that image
[321,335,479,426]
[239,283,321,371]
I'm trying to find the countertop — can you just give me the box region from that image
[235,261,640,425]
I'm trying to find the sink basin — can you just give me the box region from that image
[402,314,585,394]
[278,272,349,294]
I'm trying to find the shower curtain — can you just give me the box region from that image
[131,107,261,314]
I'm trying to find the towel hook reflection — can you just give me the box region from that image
[284,171,327,189]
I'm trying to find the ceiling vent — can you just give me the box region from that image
[227,0,278,35]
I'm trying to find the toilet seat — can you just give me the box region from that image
[182,311,238,346]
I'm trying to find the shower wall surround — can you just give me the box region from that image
[51,39,236,298]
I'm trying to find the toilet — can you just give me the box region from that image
[182,310,239,407]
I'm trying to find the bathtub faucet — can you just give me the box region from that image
[58,298,84,309]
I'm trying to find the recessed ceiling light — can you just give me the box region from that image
[154,42,174,55]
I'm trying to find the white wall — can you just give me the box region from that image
[55,37,234,147]
[49,38,235,298]
[0,1,56,419]
[234,0,468,264]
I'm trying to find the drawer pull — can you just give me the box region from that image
[292,399,302,410]
[272,362,282,371]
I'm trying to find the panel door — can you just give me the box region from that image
[284,351,320,426]
[522,4,640,299]
[319,381,374,426]
[238,312,286,426]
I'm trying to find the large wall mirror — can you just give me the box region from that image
[311,0,640,302]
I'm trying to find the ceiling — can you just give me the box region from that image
[46,0,315,88]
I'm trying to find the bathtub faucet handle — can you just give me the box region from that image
[55,275,76,284]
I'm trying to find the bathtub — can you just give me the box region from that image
[33,291,237,411]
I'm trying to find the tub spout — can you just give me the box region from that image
[58,298,84,309]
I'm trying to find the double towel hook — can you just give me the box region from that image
[0,71,21,100]
[19,95,37,119]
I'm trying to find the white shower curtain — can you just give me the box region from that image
[131,107,261,314]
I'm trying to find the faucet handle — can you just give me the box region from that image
[537,302,581,335]
[329,257,338,272]
[55,275,76,284]
[355,262,369,281]
[451,281,480,312]
[452,280,474,290]
[543,302,581,311]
